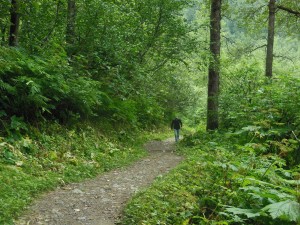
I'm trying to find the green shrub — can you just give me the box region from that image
[0,47,106,123]
[220,74,300,166]
[122,131,300,225]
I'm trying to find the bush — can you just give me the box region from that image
[0,47,107,124]
[122,131,300,225]
[220,73,300,166]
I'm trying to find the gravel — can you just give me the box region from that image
[15,138,183,225]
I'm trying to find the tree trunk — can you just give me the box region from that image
[265,0,276,77]
[207,0,221,131]
[9,0,20,47]
[1,27,6,46]
[66,0,76,58]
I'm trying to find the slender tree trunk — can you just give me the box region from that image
[41,0,63,45]
[9,0,20,46]
[139,3,163,63]
[265,0,276,77]
[66,0,76,58]
[207,0,221,131]
[1,27,6,46]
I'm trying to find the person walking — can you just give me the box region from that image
[171,117,182,142]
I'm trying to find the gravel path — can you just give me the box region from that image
[16,138,183,225]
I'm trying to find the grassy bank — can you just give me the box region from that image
[0,121,169,224]
[122,130,300,225]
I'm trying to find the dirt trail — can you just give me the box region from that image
[16,138,183,225]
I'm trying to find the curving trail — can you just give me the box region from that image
[16,138,183,225]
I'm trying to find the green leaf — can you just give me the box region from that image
[262,200,300,222]
[225,207,260,218]
[242,125,261,132]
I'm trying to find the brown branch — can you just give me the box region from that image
[222,35,235,56]
[222,35,235,44]
[150,58,169,73]
[277,5,300,17]
[273,54,295,63]
[139,2,164,63]
[248,44,267,54]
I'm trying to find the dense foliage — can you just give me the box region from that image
[0,0,299,224]
[0,0,199,223]
[123,128,300,224]
[123,77,300,224]
[122,1,300,223]
[0,0,198,129]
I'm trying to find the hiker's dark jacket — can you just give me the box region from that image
[171,118,182,130]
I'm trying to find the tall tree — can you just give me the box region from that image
[0,1,9,46]
[265,0,276,77]
[8,0,20,46]
[265,0,300,77]
[66,0,76,58]
[207,0,221,130]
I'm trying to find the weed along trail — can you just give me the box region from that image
[16,138,183,225]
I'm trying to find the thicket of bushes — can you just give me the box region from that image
[0,46,177,223]
[0,47,169,129]
[220,64,300,167]
[122,74,300,224]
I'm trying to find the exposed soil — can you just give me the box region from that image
[15,138,183,225]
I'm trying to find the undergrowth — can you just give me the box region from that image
[0,121,168,224]
[122,74,300,225]
[122,130,300,225]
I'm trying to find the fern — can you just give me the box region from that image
[0,79,16,94]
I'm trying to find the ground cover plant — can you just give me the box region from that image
[0,120,170,224]
[122,130,300,225]
[1,0,299,224]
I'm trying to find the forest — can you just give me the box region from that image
[0,0,300,224]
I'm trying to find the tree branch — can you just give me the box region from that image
[222,35,236,56]
[41,0,63,45]
[150,58,169,73]
[247,44,267,54]
[277,5,300,17]
[139,2,164,63]
[292,131,300,142]
[273,54,295,63]
[244,4,268,20]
